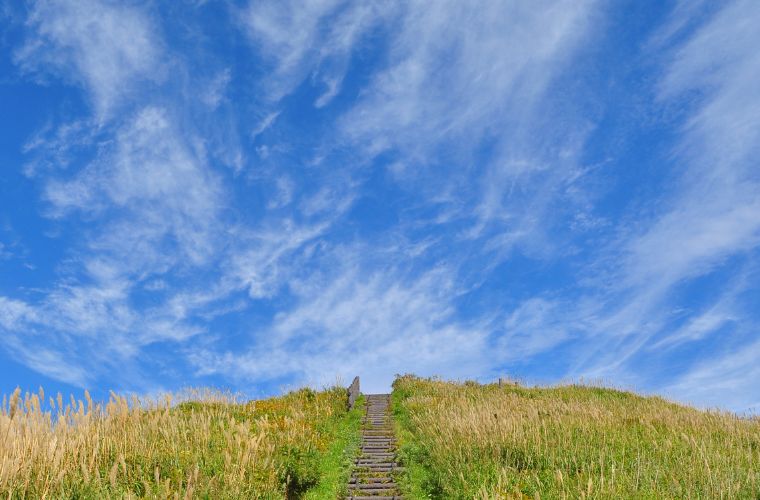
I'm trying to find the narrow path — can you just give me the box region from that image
[346,394,403,499]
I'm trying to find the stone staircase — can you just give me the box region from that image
[346,394,403,499]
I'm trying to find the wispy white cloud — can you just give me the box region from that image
[251,111,281,140]
[0,103,228,386]
[552,1,760,403]
[44,106,223,273]
[653,301,735,350]
[21,120,95,176]
[224,0,605,393]
[9,341,90,387]
[226,217,337,300]
[342,1,595,157]
[193,258,492,392]
[339,0,599,260]
[0,297,37,331]
[0,242,10,260]
[497,298,577,362]
[16,0,164,119]
[665,335,760,412]
[200,68,232,109]
[625,0,760,287]
[0,294,96,386]
[4,0,759,411]
[243,0,388,106]
[266,176,294,209]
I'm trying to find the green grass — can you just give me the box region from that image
[10,375,757,498]
[305,395,365,499]
[1,385,362,499]
[392,386,440,499]
[391,375,760,499]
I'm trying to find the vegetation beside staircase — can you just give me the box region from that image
[390,375,760,498]
[0,385,362,498]
[2,375,758,498]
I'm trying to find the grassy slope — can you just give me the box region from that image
[392,375,760,499]
[0,386,362,499]
[305,395,364,499]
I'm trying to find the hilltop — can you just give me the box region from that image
[0,386,362,498]
[1,376,758,498]
[392,375,760,498]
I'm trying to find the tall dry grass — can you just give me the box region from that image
[392,376,760,499]
[0,385,347,498]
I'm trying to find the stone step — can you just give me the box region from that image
[349,477,397,484]
[347,497,401,500]
[353,466,404,473]
[350,483,399,490]
[348,489,400,496]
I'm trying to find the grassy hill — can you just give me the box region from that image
[391,375,760,498]
[2,376,759,498]
[0,386,362,498]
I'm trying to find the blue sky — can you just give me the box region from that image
[1,0,759,412]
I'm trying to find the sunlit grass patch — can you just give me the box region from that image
[0,385,353,498]
[392,375,760,499]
